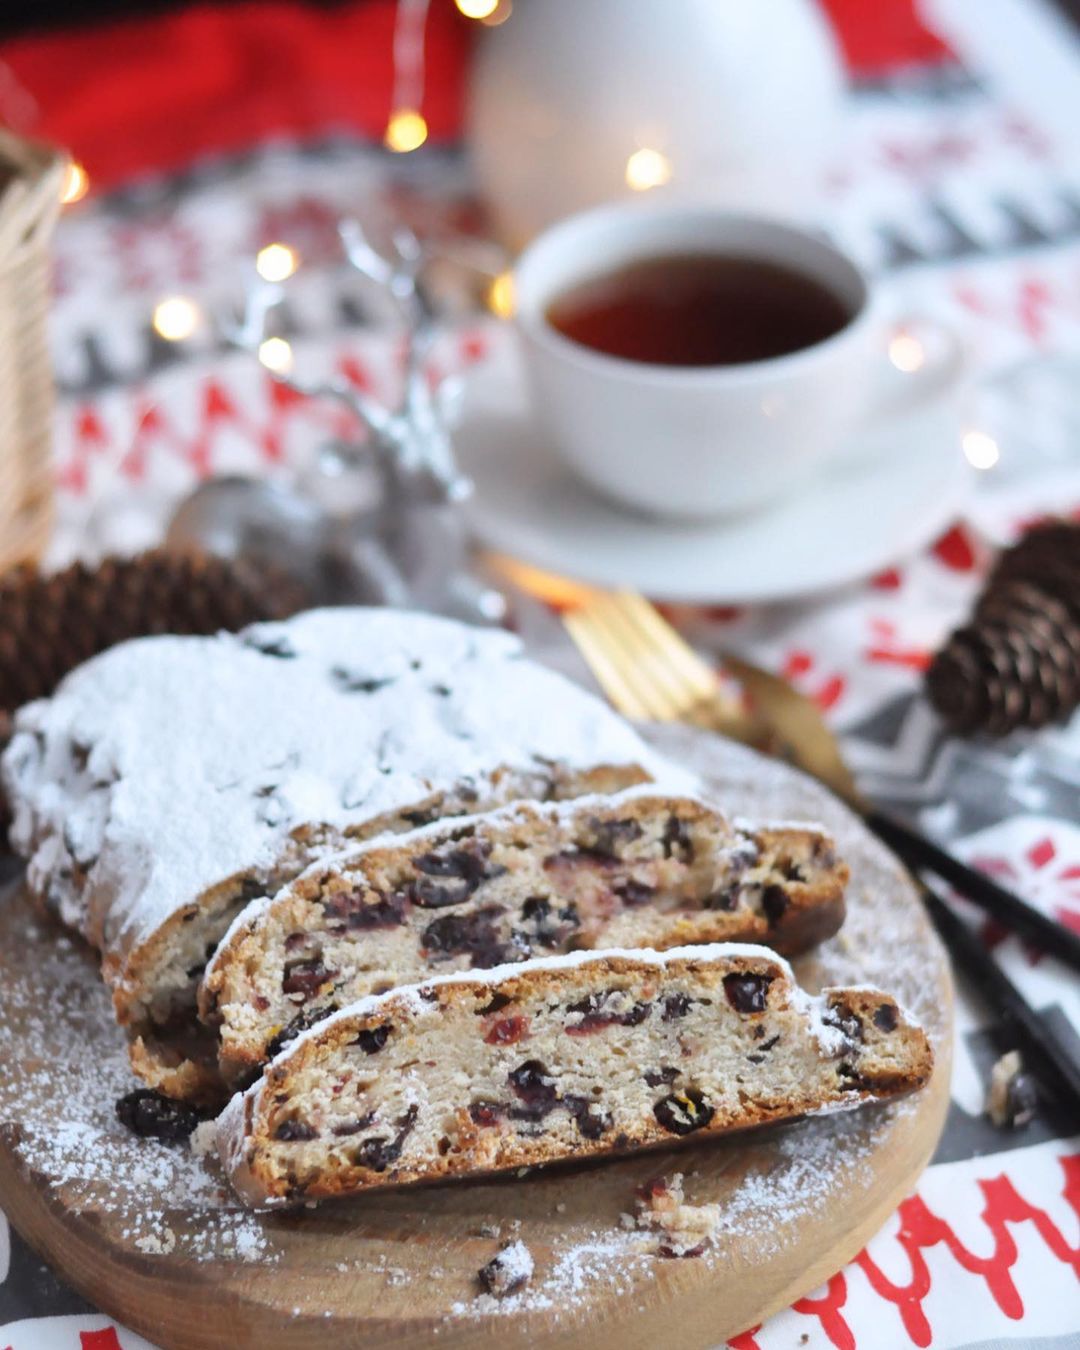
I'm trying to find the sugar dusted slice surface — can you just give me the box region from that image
[216,944,932,1207]
[202,787,849,1084]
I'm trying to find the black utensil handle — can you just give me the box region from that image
[922,885,1080,1114]
[867,807,1080,975]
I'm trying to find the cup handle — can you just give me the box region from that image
[865,315,969,423]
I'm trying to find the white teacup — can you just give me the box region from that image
[514,203,965,520]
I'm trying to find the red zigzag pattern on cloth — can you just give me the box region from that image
[729,1154,1080,1349]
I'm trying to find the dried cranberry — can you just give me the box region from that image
[873,1003,899,1032]
[115,1090,202,1143]
[653,1090,714,1136]
[761,885,790,925]
[484,1015,530,1046]
[284,931,308,952]
[661,993,692,1021]
[723,973,771,1014]
[282,958,335,1000]
[613,879,656,907]
[266,1004,334,1058]
[469,1100,505,1128]
[275,1119,317,1142]
[355,1023,392,1054]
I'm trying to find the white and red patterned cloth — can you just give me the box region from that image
[2,1,1080,1347]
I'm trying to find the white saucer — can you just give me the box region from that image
[456,349,972,605]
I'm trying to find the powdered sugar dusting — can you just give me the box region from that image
[2,608,686,970]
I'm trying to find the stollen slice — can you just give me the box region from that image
[202,785,849,1085]
[215,942,931,1206]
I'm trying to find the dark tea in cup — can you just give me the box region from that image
[544,253,852,367]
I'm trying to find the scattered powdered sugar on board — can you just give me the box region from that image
[0,722,949,1331]
[0,896,277,1268]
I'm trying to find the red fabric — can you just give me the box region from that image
[0,0,953,193]
[817,0,953,74]
[0,0,470,190]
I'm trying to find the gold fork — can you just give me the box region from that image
[561,586,1080,1108]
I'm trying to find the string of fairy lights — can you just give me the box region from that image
[26,0,1001,474]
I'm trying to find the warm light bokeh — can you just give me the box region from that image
[385,109,429,153]
[256,242,299,283]
[625,147,672,191]
[152,296,200,341]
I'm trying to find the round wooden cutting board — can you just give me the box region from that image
[0,726,952,1349]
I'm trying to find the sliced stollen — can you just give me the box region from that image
[216,943,932,1206]
[203,786,849,1086]
[1,607,674,1099]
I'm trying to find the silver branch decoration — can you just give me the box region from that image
[167,220,505,625]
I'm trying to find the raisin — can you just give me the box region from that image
[115,1090,202,1143]
[723,973,771,1014]
[266,1004,334,1058]
[824,1003,864,1046]
[484,1015,529,1046]
[565,991,651,1035]
[643,1066,679,1087]
[409,877,474,908]
[332,1112,376,1137]
[704,885,741,911]
[244,632,296,658]
[588,817,644,857]
[352,1103,419,1172]
[355,1024,392,1054]
[782,858,806,882]
[323,888,406,931]
[282,958,335,1000]
[661,815,694,861]
[746,1033,782,1064]
[508,1060,557,1110]
[761,885,790,925]
[873,1003,899,1032]
[653,1090,714,1136]
[613,879,655,907]
[414,845,489,885]
[330,667,395,693]
[519,895,580,947]
[661,993,692,1021]
[563,1095,612,1140]
[274,1119,317,1142]
[469,1100,505,1127]
[422,907,517,967]
[477,991,512,1016]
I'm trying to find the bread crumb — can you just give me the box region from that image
[478,1240,534,1297]
[624,1174,722,1257]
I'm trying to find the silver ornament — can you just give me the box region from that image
[167,219,505,625]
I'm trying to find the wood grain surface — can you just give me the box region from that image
[0,726,953,1349]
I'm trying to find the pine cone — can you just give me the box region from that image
[0,551,310,827]
[926,518,1080,736]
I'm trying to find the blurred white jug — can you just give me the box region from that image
[467,0,846,248]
